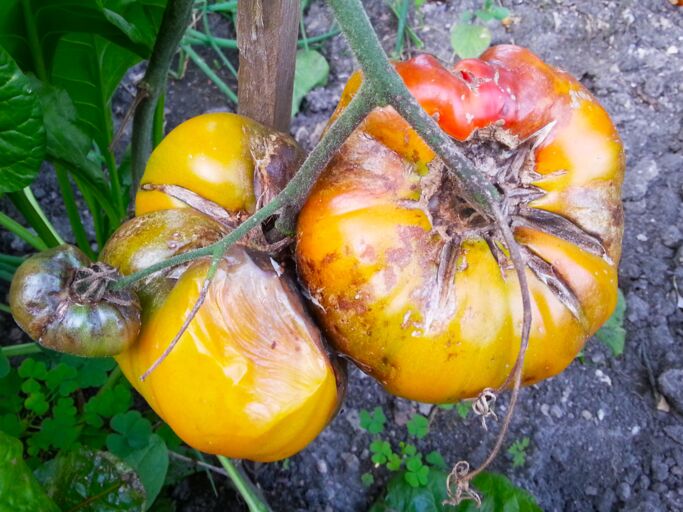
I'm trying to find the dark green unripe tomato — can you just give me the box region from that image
[9,245,141,357]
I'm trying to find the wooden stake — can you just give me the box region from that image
[237,0,301,132]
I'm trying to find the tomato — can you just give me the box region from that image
[296,45,624,404]
[104,170,343,459]
[135,112,303,217]
[9,245,140,357]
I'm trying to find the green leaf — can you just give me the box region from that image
[595,288,626,356]
[24,392,49,416]
[360,406,387,434]
[370,469,541,512]
[28,77,110,195]
[62,356,117,388]
[291,49,329,116]
[124,434,168,510]
[0,46,45,193]
[450,23,492,59]
[361,472,375,487]
[386,453,403,472]
[51,33,139,158]
[0,431,60,512]
[0,413,25,437]
[0,351,9,379]
[44,363,79,395]
[18,358,47,380]
[155,423,182,451]
[85,383,133,419]
[476,6,510,22]
[407,413,429,439]
[35,447,146,511]
[107,411,153,458]
[0,0,153,77]
[0,370,23,414]
[425,451,446,471]
[370,440,393,465]
[507,437,530,468]
[31,400,81,452]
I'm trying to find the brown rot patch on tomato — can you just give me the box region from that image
[246,125,305,211]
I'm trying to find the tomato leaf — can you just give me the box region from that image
[595,288,626,356]
[124,434,168,510]
[0,431,60,512]
[291,49,329,117]
[0,46,45,193]
[35,447,146,511]
[450,23,492,59]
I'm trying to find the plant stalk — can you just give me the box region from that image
[1,342,42,357]
[130,0,194,198]
[217,456,272,512]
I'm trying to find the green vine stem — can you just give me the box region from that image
[217,456,272,512]
[130,0,195,196]
[1,342,42,357]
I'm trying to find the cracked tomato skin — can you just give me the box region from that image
[135,112,303,217]
[296,45,624,403]
[102,207,342,462]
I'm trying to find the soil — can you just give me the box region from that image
[2,1,683,511]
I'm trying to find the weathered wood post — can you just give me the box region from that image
[237,0,301,132]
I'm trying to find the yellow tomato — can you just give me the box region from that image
[135,112,303,216]
[296,46,624,403]
[101,209,343,461]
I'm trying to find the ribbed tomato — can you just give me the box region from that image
[296,45,624,403]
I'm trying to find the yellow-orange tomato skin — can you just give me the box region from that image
[136,113,259,215]
[296,46,624,404]
[135,113,302,217]
[103,210,342,462]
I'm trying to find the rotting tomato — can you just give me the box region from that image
[101,113,344,462]
[135,112,303,217]
[296,45,624,404]
[101,209,344,461]
[9,245,140,357]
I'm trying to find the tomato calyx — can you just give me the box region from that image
[68,262,136,307]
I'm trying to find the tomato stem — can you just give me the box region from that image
[217,456,272,512]
[1,342,42,357]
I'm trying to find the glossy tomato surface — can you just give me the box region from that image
[101,209,343,461]
[135,112,303,217]
[296,46,624,403]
